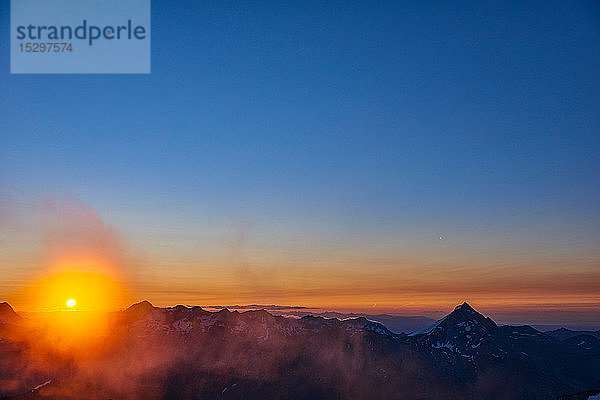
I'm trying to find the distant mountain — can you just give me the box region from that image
[1,301,599,400]
[546,327,600,341]
[204,306,436,334]
[534,325,600,332]
[544,327,600,357]
[277,310,435,334]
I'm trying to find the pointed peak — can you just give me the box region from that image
[447,301,497,330]
[124,300,156,319]
[451,302,486,319]
[454,301,475,312]
[448,302,487,321]
[410,302,497,337]
[127,300,155,310]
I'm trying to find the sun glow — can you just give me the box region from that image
[17,268,133,355]
[24,270,130,312]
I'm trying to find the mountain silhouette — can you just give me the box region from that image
[0,301,598,400]
[0,302,20,324]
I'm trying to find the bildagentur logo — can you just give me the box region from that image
[15,19,147,46]
[11,0,151,74]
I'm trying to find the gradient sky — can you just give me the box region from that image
[1,0,599,326]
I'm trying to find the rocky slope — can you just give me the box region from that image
[0,301,598,400]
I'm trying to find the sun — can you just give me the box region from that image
[66,299,76,307]
[25,271,130,312]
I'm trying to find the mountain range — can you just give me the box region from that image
[0,301,598,400]
[269,310,436,335]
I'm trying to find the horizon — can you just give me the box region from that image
[5,299,600,331]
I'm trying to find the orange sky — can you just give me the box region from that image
[1,195,599,326]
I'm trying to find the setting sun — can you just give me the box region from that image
[15,272,130,354]
[21,270,131,312]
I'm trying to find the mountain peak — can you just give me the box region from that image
[124,300,156,320]
[454,301,475,313]
[448,302,496,328]
[0,302,20,323]
[410,301,496,337]
[129,300,154,309]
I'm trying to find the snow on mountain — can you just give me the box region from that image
[125,302,395,341]
[410,302,502,361]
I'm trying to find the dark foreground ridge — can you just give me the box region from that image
[1,301,599,400]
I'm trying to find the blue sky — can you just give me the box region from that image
[1,0,599,318]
